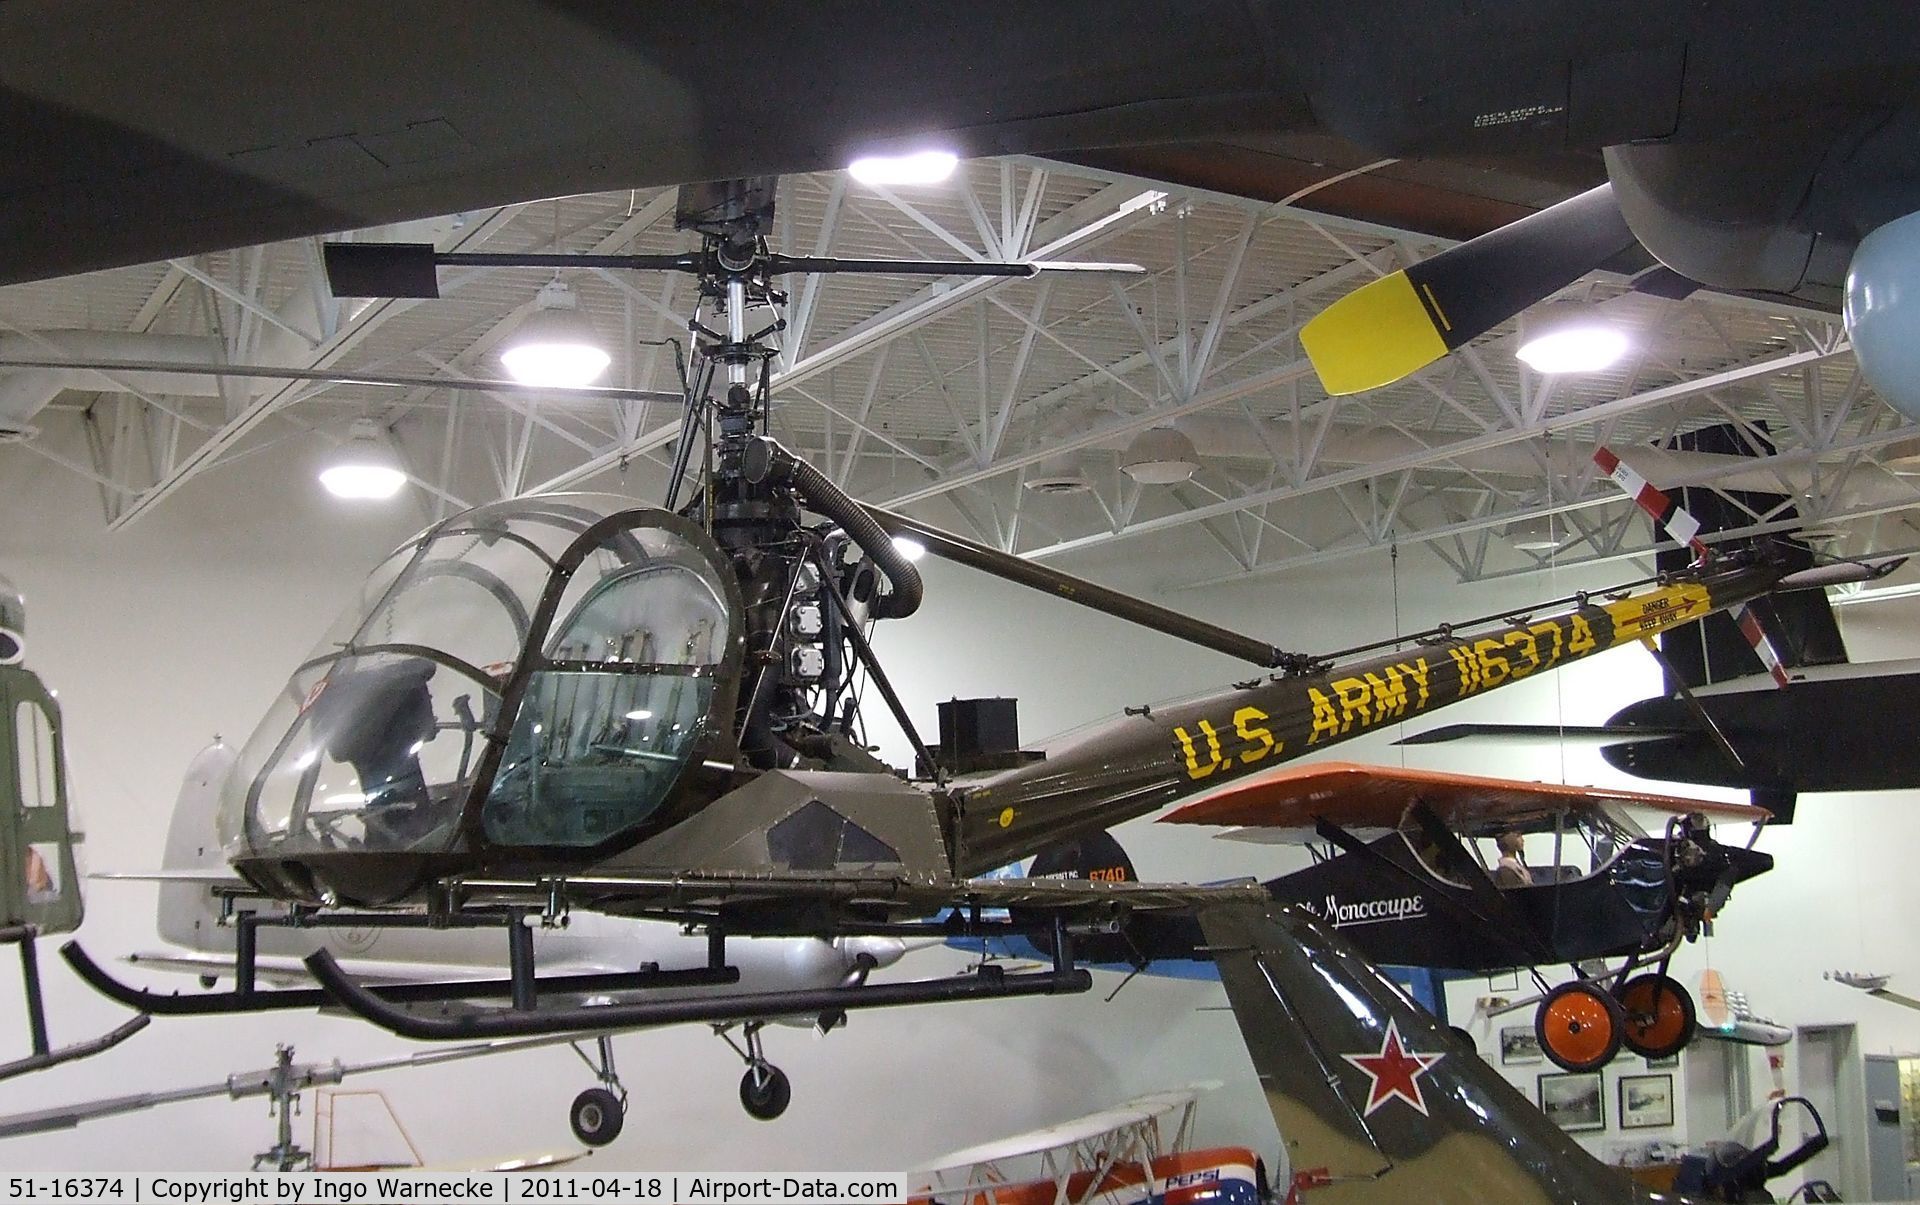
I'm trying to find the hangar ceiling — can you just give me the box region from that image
[1,156,1914,591]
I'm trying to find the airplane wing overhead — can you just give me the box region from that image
[92,869,251,885]
[1159,760,1770,836]
[1394,722,1690,746]
[917,1084,1217,1174]
[0,1,1297,285]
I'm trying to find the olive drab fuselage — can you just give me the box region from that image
[950,569,1776,876]
[216,471,1784,908]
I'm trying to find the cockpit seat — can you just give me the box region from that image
[311,657,437,817]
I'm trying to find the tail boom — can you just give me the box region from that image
[954,564,1779,875]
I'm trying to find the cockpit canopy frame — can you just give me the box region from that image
[223,495,749,903]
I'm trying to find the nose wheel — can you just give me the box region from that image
[567,1035,628,1146]
[739,1063,792,1120]
[570,1087,624,1146]
[717,1020,791,1121]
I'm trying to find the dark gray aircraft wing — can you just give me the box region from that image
[3,1,1920,297]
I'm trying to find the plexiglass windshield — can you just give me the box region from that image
[221,496,736,864]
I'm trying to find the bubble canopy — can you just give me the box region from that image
[222,495,745,904]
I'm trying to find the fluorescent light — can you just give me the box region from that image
[848,150,958,187]
[320,420,407,500]
[891,536,927,562]
[1515,301,1628,374]
[500,281,610,388]
[625,709,654,721]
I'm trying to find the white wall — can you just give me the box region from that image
[7,433,1920,1178]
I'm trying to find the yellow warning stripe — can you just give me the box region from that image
[1600,583,1713,646]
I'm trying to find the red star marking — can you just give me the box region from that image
[1341,1019,1444,1117]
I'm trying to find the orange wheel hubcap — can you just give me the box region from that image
[1542,990,1615,1066]
[1623,980,1687,1050]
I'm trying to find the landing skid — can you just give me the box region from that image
[0,924,147,1082]
[305,947,1088,1040]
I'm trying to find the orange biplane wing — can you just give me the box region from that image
[1159,761,1770,839]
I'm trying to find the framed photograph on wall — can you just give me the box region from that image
[1619,1074,1675,1129]
[1500,1026,1544,1065]
[1645,1053,1680,1070]
[1538,1071,1606,1132]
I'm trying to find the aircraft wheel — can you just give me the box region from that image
[739,1065,791,1121]
[569,1088,625,1147]
[1535,981,1624,1072]
[1619,973,1697,1059]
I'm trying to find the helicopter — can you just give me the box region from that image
[0,576,148,1082]
[58,178,1856,1127]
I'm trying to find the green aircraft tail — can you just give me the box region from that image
[1202,900,1654,1204]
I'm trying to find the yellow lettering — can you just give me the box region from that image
[1173,725,1221,780]
[1568,614,1598,656]
[1367,669,1410,720]
[1407,657,1432,706]
[1332,677,1373,732]
[1309,688,1342,744]
[1233,706,1279,765]
[1447,645,1481,696]
[1474,637,1511,688]
[1503,629,1540,679]
[1197,719,1225,774]
[1529,620,1564,667]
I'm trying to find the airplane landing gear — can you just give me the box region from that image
[717,1020,790,1121]
[1536,980,1624,1073]
[568,1035,628,1146]
[739,1064,791,1121]
[1618,973,1696,1060]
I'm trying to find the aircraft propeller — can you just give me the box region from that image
[1298,184,1637,396]
[1298,181,1920,429]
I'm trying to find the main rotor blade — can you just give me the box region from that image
[323,242,1148,298]
[0,356,686,405]
[767,255,1145,276]
[323,242,700,298]
[1300,183,1636,395]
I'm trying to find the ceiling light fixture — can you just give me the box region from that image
[319,419,407,500]
[500,281,610,388]
[1500,516,1562,552]
[1025,450,1092,494]
[848,149,959,187]
[1514,300,1629,374]
[1120,426,1201,485]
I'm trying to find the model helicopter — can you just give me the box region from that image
[0,576,148,1081]
[59,178,1853,1126]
